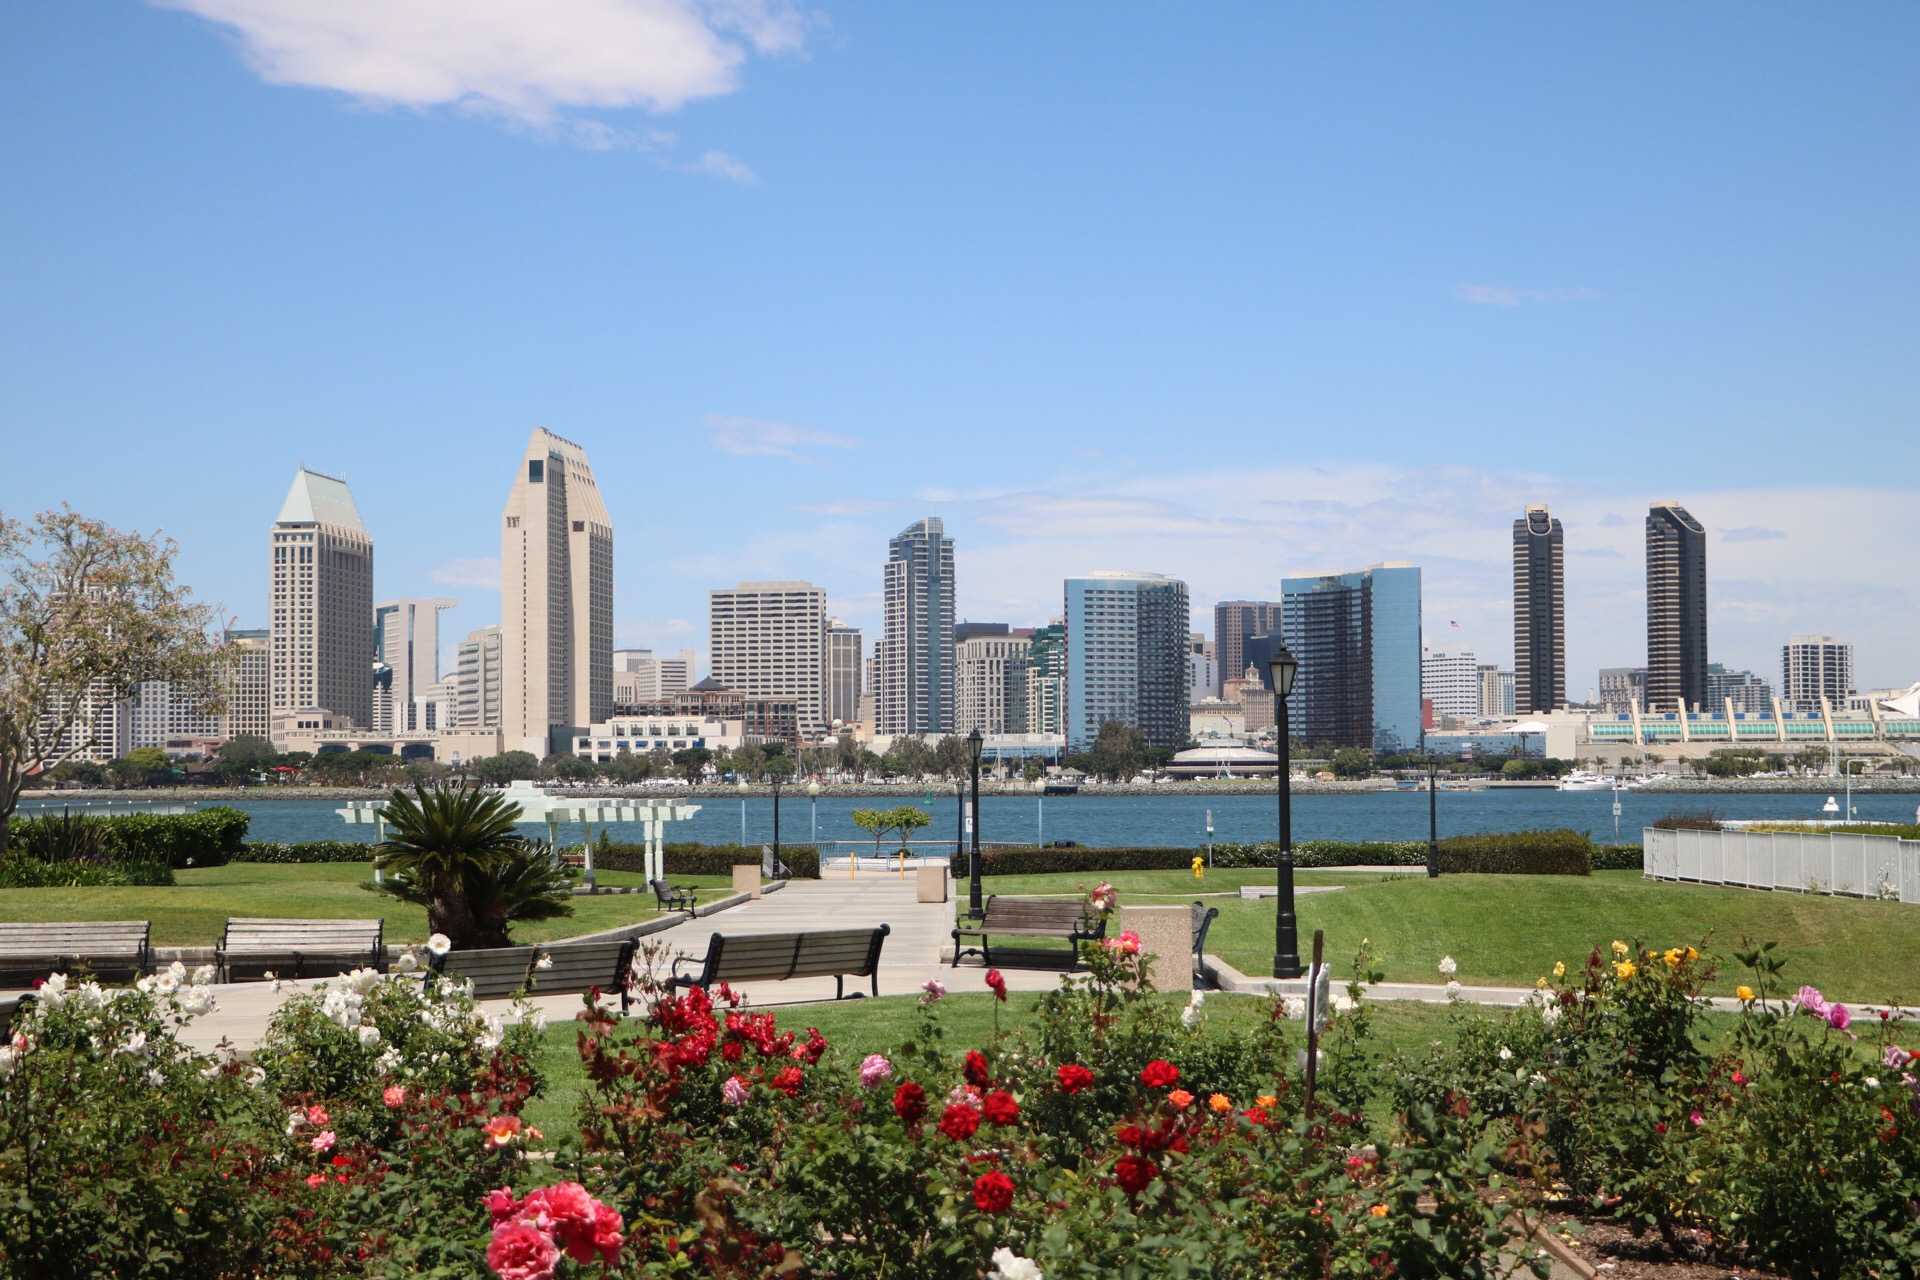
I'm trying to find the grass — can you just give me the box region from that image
[979,867,1386,899]
[0,863,736,947]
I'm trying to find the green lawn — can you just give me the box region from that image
[0,863,736,947]
[979,866,1384,899]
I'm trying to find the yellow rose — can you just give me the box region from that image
[1663,948,1682,968]
[1736,985,1756,1003]
[1614,960,1637,980]
[1685,946,1700,963]
[1552,961,1566,978]
[1208,1093,1233,1114]
[1369,1203,1389,1218]
[1535,976,1549,990]
[1610,940,1629,958]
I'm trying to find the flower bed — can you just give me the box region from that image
[0,889,1913,1277]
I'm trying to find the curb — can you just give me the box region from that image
[554,878,786,945]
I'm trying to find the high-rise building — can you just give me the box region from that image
[500,428,613,756]
[454,625,503,730]
[708,581,829,740]
[1280,563,1422,751]
[269,467,374,730]
[1024,623,1066,736]
[373,597,456,733]
[956,627,1032,735]
[612,648,695,705]
[130,680,222,749]
[221,628,272,741]
[1478,664,1516,718]
[1422,648,1481,721]
[1187,633,1218,708]
[1214,601,1284,701]
[1645,503,1708,710]
[1512,504,1565,714]
[1597,667,1647,712]
[879,517,955,735]
[1065,572,1190,751]
[1782,634,1854,712]
[825,622,863,728]
[1706,662,1772,715]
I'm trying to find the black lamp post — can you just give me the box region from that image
[771,768,783,872]
[1425,749,1440,878]
[1269,645,1303,979]
[967,727,985,918]
[955,777,965,864]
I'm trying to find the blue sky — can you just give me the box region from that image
[3,3,1915,693]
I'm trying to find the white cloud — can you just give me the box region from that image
[153,0,807,159]
[1457,284,1601,307]
[430,556,500,589]
[707,414,857,459]
[1722,526,1787,543]
[678,149,757,183]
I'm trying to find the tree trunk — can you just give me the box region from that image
[429,866,478,949]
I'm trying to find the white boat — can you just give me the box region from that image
[1556,769,1614,792]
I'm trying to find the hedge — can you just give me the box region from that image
[236,841,375,864]
[7,807,249,869]
[1433,829,1593,876]
[595,842,823,880]
[977,832,1602,876]
[0,855,174,887]
[1593,844,1644,871]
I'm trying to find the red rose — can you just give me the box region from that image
[982,1090,1020,1126]
[1114,1154,1157,1195]
[971,1170,1015,1214]
[964,1050,991,1087]
[893,1081,928,1124]
[938,1103,982,1142]
[1139,1059,1180,1089]
[770,1066,804,1096]
[1116,1123,1147,1149]
[985,969,1008,1002]
[721,1040,744,1062]
[1056,1063,1094,1094]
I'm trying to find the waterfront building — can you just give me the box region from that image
[1214,601,1284,701]
[1024,622,1067,737]
[826,622,862,728]
[1422,647,1480,722]
[1187,633,1218,708]
[1064,571,1190,751]
[412,677,458,732]
[1782,634,1854,713]
[269,467,373,735]
[1478,665,1517,718]
[708,581,828,739]
[1705,662,1773,716]
[956,626,1031,736]
[454,626,503,730]
[500,428,613,756]
[373,597,456,734]
[1597,666,1646,713]
[879,517,956,735]
[1280,563,1422,752]
[130,680,222,749]
[221,628,272,741]
[1645,503,1708,709]
[1513,504,1566,713]
[1538,701,1920,764]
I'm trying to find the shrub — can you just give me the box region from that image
[0,854,174,887]
[1434,829,1592,875]
[7,805,250,868]
[1592,843,1643,871]
[1651,811,1723,832]
[979,840,1429,875]
[593,841,821,879]
[236,840,375,863]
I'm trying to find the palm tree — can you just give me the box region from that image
[374,840,575,950]
[372,783,530,949]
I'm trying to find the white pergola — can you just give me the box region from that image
[338,780,702,888]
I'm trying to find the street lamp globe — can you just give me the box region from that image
[807,780,821,796]
[967,727,984,766]
[1268,645,1299,699]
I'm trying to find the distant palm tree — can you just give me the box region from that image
[374,841,575,950]
[372,783,532,949]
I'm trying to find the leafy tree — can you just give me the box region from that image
[470,751,542,786]
[730,743,767,780]
[43,759,107,787]
[851,805,932,859]
[546,753,600,783]
[108,747,172,787]
[217,735,275,767]
[0,506,226,846]
[763,745,797,784]
[371,783,534,948]
[1021,758,1046,784]
[883,736,934,780]
[1329,748,1373,779]
[932,735,970,780]
[672,746,713,783]
[604,750,652,785]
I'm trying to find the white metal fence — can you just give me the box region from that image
[1643,827,1920,903]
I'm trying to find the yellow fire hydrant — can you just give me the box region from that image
[1191,855,1205,881]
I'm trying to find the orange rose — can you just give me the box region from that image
[1167,1089,1194,1111]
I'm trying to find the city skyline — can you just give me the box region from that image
[5,9,1917,695]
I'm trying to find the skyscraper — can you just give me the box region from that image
[1479,664,1517,718]
[373,597,456,733]
[1214,601,1284,701]
[500,428,613,756]
[454,625,503,730]
[1064,572,1190,751]
[269,467,374,729]
[1187,633,1218,708]
[956,627,1031,735]
[1781,635,1854,712]
[826,622,863,728]
[1512,504,1565,714]
[1645,503,1708,710]
[1706,662,1772,715]
[1422,648,1481,721]
[221,628,272,741]
[1280,563,1422,751]
[879,517,955,735]
[612,648,695,705]
[708,581,829,740]
[1024,623,1067,736]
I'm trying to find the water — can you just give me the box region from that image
[23,788,1918,850]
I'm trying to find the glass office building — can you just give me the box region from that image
[1064,572,1190,751]
[1280,563,1422,752]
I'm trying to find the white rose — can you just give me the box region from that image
[200,1062,223,1081]
[426,934,452,958]
[0,1046,18,1078]
[1181,1003,1200,1029]
[1497,1046,1513,1062]
[356,1024,382,1049]
[991,1248,1044,1280]
[345,967,382,995]
[1445,980,1462,998]
[535,954,554,971]
[39,973,69,1009]
[245,1066,267,1087]
[1437,956,1457,976]
[192,965,216,987]
[394,952,419,974]
[118,1031,148,1057]
[167,960,187,984]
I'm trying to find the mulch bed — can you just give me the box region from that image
[1537,1212,1789,1279]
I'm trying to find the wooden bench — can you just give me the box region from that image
[428,938,639,1011]
[650,878,699,913]
[1191,901,1220,987]
[0,993,34,1042]
[951,896,1104,969]
[0,921,152,986]
[217,917,384,983]
[668,925,891,1000]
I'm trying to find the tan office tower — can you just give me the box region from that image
[374,597,456,733]
[500,428,614,756]
[708,582,829,740]
[269,468,374,727]
[455,625,504,729]
[221,628,272,741]
[826,621,863,728]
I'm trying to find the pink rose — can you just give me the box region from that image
[304,1104,331,1127]
[484,1187,520,1222]
[859,1053,894,1089]
[1106,930,1142,956]
[1794,985,1829,1017]
[305,1172,326,1188]
[1826,1002,1852,1031]
[382,1085,407,1108]
[1688,1109,1704,1128]
[516,1183,621,1266]
[309,1130,335,1154]
[722,1075,750,1107]
[590,1201,624,1265]
[486,1222,559,1280]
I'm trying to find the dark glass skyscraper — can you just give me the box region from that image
[1645,503,1708,710]
[1280,564,1422,752]
[1213,601,1284,700]
[1511,504,1565,714]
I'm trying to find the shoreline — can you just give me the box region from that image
[21,776,1920,804]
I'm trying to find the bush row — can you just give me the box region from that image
[596,841,823,879]
[6,807,250,868]
[979,832,1612,876]
[1432,829,1593,876]
[235,841,375,864]
[0,855,174,887]
[1592,844,1644,871]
